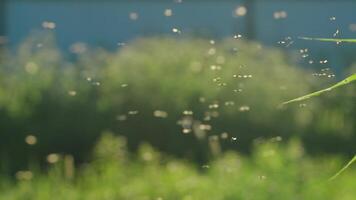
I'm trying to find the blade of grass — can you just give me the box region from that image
[299,37,356,43]
[329,155,356,181]
[298,36,356,181]
[282,74,356,105]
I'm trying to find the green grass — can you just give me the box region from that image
[4,35,342,170]
[283,37,356,178]
[329,155,356,181]
[1,134,355,200]
[299,37,356,43]
[0,35,355,199]
[287,34,356,107]
[282,73,356,105]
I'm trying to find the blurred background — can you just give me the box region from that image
[0,0,355,199]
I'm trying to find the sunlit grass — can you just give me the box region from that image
[0,35,355,199]
[329,155,356,181]
[282,74,356,105]
[284,37,356,180]
[1,134,356,200]
[299,37,356,43]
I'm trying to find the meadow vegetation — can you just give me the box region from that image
[0,34,355,199]
[1,133,356,200]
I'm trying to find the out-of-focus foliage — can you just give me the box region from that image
[0,34,355,173]
[0,134,355,200]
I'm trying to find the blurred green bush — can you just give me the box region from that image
[1,134,355,200]
[0,33,354,173]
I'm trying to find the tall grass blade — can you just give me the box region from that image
[282,74,356,105]
[329,155,356,181]
[296,37,356,181]
[299,37,356,43]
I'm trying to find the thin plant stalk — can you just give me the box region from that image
[329,155,356,181]
[282,74,356,105]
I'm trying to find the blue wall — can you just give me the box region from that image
[0,0,5,37]
[4,0,356,72]
[6,1,246,49]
